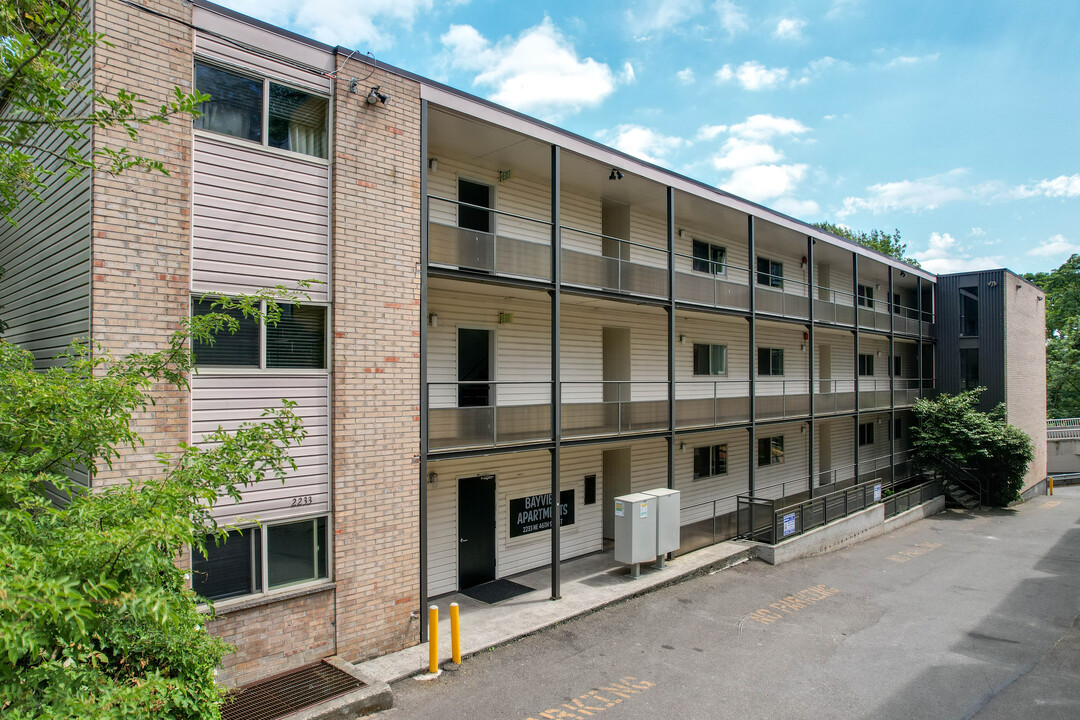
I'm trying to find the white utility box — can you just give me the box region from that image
[643,488,681,557]
[613,493,657,568]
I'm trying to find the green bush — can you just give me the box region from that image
[912,389,1034,507]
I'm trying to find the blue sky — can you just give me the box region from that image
[217,0,1080,274]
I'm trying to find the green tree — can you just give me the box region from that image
[912,389,1034,507]
[0,292,307,718]
[0,0,206,224]
[1024,254,1080,418]
[814,221,921,267]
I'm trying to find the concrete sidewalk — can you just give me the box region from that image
[353,541,753,685]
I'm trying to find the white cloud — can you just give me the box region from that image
[886,53,940,68]
[723,163,809,201]
[711,138,783,171]
[696,123,728,140]
[621,62,637,84]
[969,226,986,237]
[716,61,789,90]
[790,56,844,86]
[772,197,821,217]
[1028,234,1080,257]
[221,0,445,49]
[727,114,809,141]
[627,0,704,31]
[441,19,619,121]
[676,67,696,84]
[826,0,860,20]
[715,0,749,38]
[707,113,814,210]
[912,232,1003,274]
[838,169,970,217]
[595,124,688,164]
[1014,174,1080,199]
[773,17,806,41]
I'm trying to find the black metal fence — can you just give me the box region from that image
[883,478,943,518]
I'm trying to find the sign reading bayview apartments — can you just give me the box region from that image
[510,490,575,537]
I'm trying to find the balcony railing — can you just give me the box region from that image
[561,381,669,439]
[1048,418,1080,439]
[858,378,892,410]
[428,381,552,451]
[813,378,856,415]
[560,227,668,298]
[857,298,891,331]
[893,304,921,335]
[674,380,751,428]
[754,277,810,319]
[755,379,811,420]
[921,314,936,338]
[894,378,920,406]
[673,253,751,311]
[428,197,552,282]
[814,286,856,325]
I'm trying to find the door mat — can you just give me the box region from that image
[461,579,534,604]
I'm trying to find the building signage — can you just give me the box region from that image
[510,490,575,537]
[782,512,797,537]
[873,483,882,502]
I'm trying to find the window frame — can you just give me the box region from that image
[756,256,783,289]
[893,355,902,378]
[192,513,332,605]
[693,343,728,376]
[757,435,785,467]
[692,239,728,276]
[193,58,332,163]
[192,297,331,373]
[959,347,979,390]
[959,286,979,337]
[857,284,875,308]
[757,347,785,376]
[693,443,728,479]
[859,421,875,446]
[858,353,875,377]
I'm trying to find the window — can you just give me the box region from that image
[693,240,727,275]
[194,62,328,159]
[458,178,493,233]
[693,343,727,375]
[192,517,329,602]
[859,422,875,446]
[892,292,902,315]
[857,284,874,308]
[960,286,979,337]
[859,353,875,376]
[757,347,784,376]
[756,257,783,288]
[693,444,728,479]
[960,348,979,390]
[758,436,784,466]
[893,417,903,440]
[193,298,327,369]
[893,355,902,377]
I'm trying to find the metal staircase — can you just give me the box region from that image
[931,454,984,510]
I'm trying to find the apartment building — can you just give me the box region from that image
[0,0,949,687]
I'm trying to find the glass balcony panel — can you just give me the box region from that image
[754,379,810,420]
[429,406,493,450]
[560,228,669,297]
[428,382,552,450]
[755,285,809,319]
[813,379,856,415]
[561,382,668,439]
[673,255,751,311]
[496,404,551,444]
[675,381,750,428]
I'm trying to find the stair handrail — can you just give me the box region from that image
[926,452,985,506]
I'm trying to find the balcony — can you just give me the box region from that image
[755,279,810,320]
[894,378,920,406]
[674,380,751,429]
[560,228,668,299]
[893,304,921,336]
[858,378,892,411]
[428,382,551,451]
[561,381,669,439]
[814,379,856,415]
[857,298,891,332]
[755,379,811,420]
[673,252,751,311]
[814,286,856,326]
[428,196,552,283]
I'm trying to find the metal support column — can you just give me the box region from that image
[888,267,896,483]
[666,187,676,491]
[853,253,860,485]
[748,215,756,495]
[807,236,815,498]
[418,100,430,641]
[549,145,562,600]
[916,276,924,400]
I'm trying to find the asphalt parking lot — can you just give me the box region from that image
[384,489,1080,720]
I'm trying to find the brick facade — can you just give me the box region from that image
[90,0,193,487]
[329,56,423,663]
[1004,272,1048,491]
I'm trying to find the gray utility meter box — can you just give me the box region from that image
[613,493,657,565]
[643,488,681,556]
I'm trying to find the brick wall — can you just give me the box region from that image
[90,0,193,487]
[205,589,337,687]
[330,57,422,662]
[1004,272,1047,491]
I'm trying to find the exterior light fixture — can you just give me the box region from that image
[429,158,438,172]
[366,85,389,105]
[609,168,624,180]
[428,313,438,327]
[427,472,438,487]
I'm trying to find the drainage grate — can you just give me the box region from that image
[222,661,365,720]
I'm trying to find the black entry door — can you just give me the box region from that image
[458,475,496,589]
[458,328,492,407]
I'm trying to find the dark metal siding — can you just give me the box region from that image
[934,270,1006,411]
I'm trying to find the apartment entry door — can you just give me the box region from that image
[458,328,493,407]
[458,475,496,589]
[602,448,632,540]
[818,426,832,486]
[818,344,831,394]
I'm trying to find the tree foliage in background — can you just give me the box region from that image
[814,221,921,268]
[1024,254,1080,418]
[0,292,308,719]
[0,0,207,224]
[912,389,1034,507]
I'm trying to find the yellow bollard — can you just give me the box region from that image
[428,605,439,674]
[450,602,461,665]
[1049,477,1054,495]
